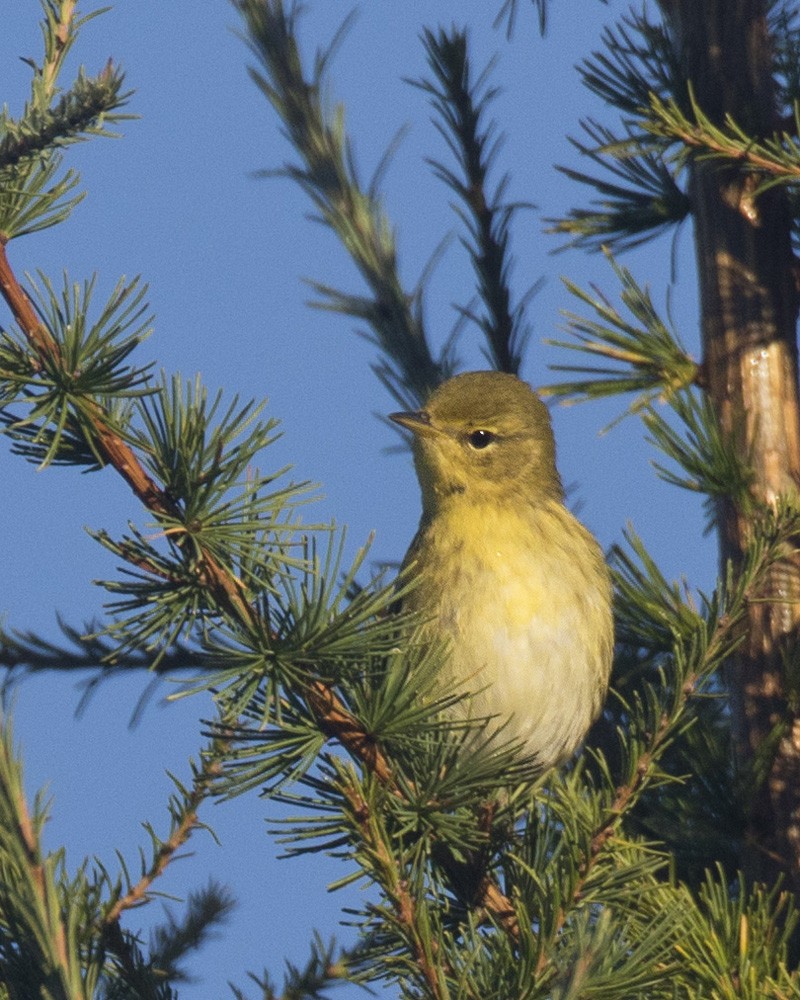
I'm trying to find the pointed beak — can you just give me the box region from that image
[389,410,439,438]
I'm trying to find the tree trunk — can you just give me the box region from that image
[663,0,800,888]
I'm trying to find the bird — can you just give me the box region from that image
[390,370,613,772]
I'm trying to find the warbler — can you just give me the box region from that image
[390,371,613,771]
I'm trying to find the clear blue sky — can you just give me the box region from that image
[0,3,713,996]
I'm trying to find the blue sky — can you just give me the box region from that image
[0,3,714,996]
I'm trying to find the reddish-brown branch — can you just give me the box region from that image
[110,542,185,583]
[0,242,264,630]
[103,750,223,926]
[534,692,692,977]
[308,682,519,935]
[0,240,60,363]
[306,682,522,940]
[0,732,71,973]
[0,244,174,509]
[342,779,446,996]
[306,680,394,784]
[653,115,800,182]
[1,239,519,937]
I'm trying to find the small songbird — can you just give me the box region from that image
[390,371,613,772]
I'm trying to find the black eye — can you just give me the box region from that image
[467,429,495,449]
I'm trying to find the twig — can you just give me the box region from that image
[4,738,70,972]
[342,778,446,997]
[662,122,800,179]
[647,89,800,184]
[305,680,393,784]
[42,1,78,99]
[103,748,223,926]
[534,689,697,974]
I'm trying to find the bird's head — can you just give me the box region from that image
[390,371,563,516]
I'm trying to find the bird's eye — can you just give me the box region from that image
[467,429,495,449]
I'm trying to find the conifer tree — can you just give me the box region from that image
[1,1,800,997]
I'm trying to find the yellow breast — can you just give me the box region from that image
[403,499,613,770]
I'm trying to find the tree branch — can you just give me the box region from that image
[1,231,519,939]
[342,777,447,996]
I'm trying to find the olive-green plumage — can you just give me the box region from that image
[391,371,613,771]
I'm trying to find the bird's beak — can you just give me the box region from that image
[389,410,439,438]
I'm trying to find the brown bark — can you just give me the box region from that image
[664,0,800,887]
